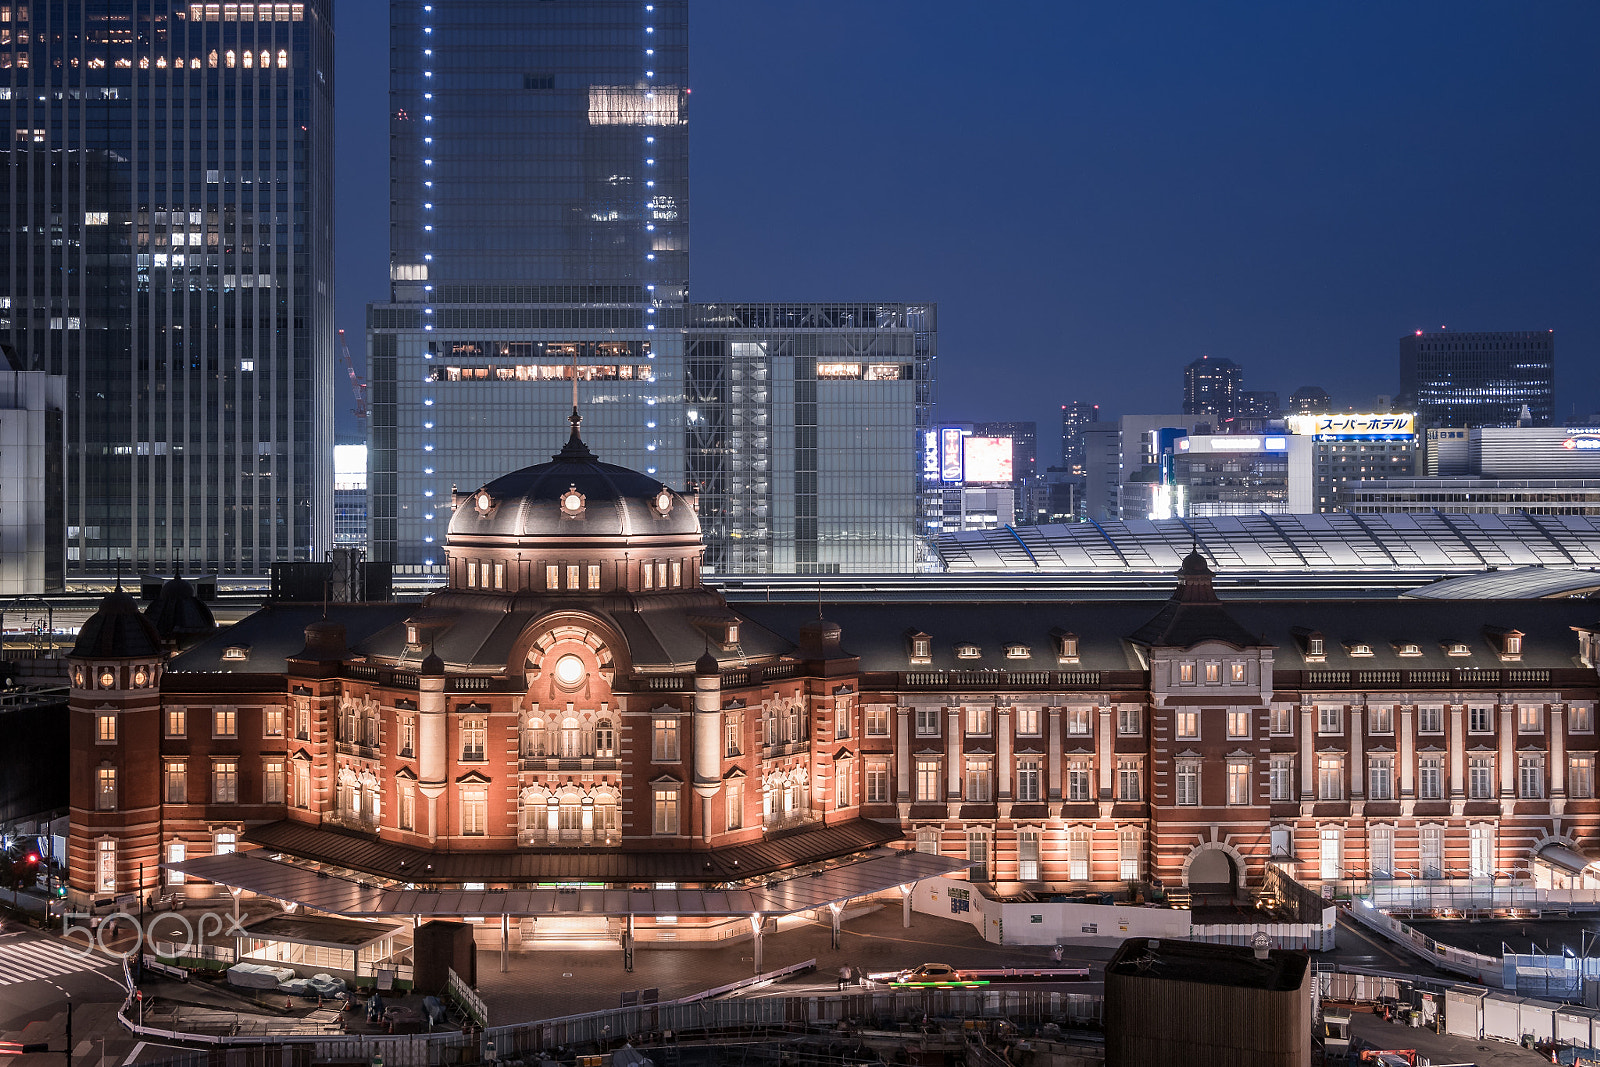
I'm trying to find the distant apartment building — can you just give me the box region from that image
[1059,401,1099,473]
[1182,356,1242,420]
[1400,330,1555,428]
[332,443,367,551]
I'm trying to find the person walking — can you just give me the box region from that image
[1050,945,1063,964]
[838,963,853,990]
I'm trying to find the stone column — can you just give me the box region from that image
[1097,706,1114,799]
[1551,704,1566,809]
[1399,705,1415,816]
[1349,706,1365,799]
[1499,705,1516,808]
[896,707,912,805]
[1449,705,1465,814]
[417,661,448,845]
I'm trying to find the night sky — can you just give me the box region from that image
[333,1,1600,454]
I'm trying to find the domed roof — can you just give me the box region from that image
[144,576,217,649]
[72,587,164,659]
[448,417,700,541]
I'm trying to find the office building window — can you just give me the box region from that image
[164,761,186,804]
[461,719,487,761]
[96,767,117,810]
[1177,761,1200,806]
[915,759,941,802]
[293,760,311,808]
[965,759,991,802]
[399,782,415,830]
[1067,707,1091,735]
[1420,825,1443,877]
[835,760,852,808]
[1572,705,1593,733]
[461,786,488,835]
[966,707,990,735]
[1519,755,1544,799]
[1269,706,1292,735]
[1470,824,1494,878]
[866,761,889,804]
[545,564,559,590]
[1178,663,1194,683]
[263,760,285,804]
[1518,705,1541,734]
[263,708,285,737]
[1370,825,1394,878]
[1270,757,1293,801]
[1368,756,1393,801]
[1017,758,1041,802]
[1117,759,1142,801]
[166,841,186,885]
[1016,706,1040,735]
[214,832,237,856]
[1018,830,1041,882]
[967,830,988,881]
[916,826,940,854]
[653,717,679,761]
[97,840,116,893]
[1118,707,1141,735]
[97,714,117,743]
[1227,759,1251,805]
[1119,827,1142,880]
[213,760,238,803]
[1318,707,1341,735]
[1418,706,1442,733]
[1318,825,1342,880]
[1068,829,1091,881]
[725,713,742,757]
[1469,756,1493,799]
[1369,706,1392,734]
[653,785,679,835]
[1068,760,1091,802]
[1571,755,1594,799]
[1317,756,1343,801]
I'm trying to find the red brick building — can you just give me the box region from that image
[67,422,1600,931]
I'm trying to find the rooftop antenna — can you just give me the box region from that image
[569,346,581,436]
[322,578,330,620]
[114,558,124,593]
[816,582,823,620]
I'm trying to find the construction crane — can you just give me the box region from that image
[338,329,368,425]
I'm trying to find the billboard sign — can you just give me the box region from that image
[922,430,940,481]
[1562,435,1600,452]
[940,428,965,483]
[962,436,1014,484]
[1287,413,1415,439]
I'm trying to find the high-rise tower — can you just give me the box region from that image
[1182,356,1241,421]
[2,0,335,581]
[368,0,689,575]
[1399,329,1554,428]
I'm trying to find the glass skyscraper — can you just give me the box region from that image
[1,0,334,581]
[369,0,935,578]
[369,0,688,575]
[1399,329,1555,428]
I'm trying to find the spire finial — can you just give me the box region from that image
[114,558,124,593]
[570,347,581,436]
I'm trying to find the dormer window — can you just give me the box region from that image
[1005,644,1029,660]
[955,644,981,660]
[725,622,739,645]
[1446,642,1472,657]
[1054,631,1080,664]
[1304,632,1326,662]
[908,632,932,664]
[1396,643,1422,657]
[1348,643,1373,657]
[1490,629,1524,661]
[222,646,249,662]
[1506,634,1522,655]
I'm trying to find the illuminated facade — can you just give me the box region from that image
[66,432,1600,920]
[1400,329,1555,428]
[2,0,335,579]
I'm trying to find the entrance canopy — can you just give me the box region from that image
[241,913,401,952]
[164,846,971,919]
[1536,843,1600,877]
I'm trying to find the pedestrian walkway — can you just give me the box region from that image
[0,937,115,986]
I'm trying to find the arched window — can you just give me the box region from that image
[594,792,619,838]
[560,717,581,759]
[524,717,545,758]
[595,719,615,758]
[559,794,582,838]
[788,702,803,744]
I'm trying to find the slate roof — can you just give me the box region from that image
[243,817,904,884]
[71,589,165,659]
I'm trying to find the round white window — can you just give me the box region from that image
[554,654,585,686]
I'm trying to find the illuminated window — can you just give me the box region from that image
[545,564,559,590]
[566,564,580,590]
[97,713,117,743]
[1117,759,1142,801]
[97,840,116,893]
[1067,759,1090,802]
[213,707,236,737]
[652,785,679,834]
[1469,756,1493,799]
[1203,662,1220,683]
[1017,758,1041,802]
[1317,756,1343,800]
[586,564,600,590]
[1227,759,1251,805]
[460,719,486,761]
[461,786,487,834]
[166,841,186,884]
[164,761,186,804]
[212,760,237,803]
[1418,757,1442,800]
[653,717,679,761]
[1177,662,1194,683]
[1570,756,1594,799]
[1176,761,1200,806]
[964,758,991,802]
[1368,757,1393,800]
[1518,705,1541,733]
[1067,707,1091,735]
[1175,711,1198,739]
[263,708,284,737]
[725,779,743,830]
[1370,706,1392,733]
[915,759,940,802]
[966,706,990,735]
[262,760,285,804]
[96,767,117,810]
